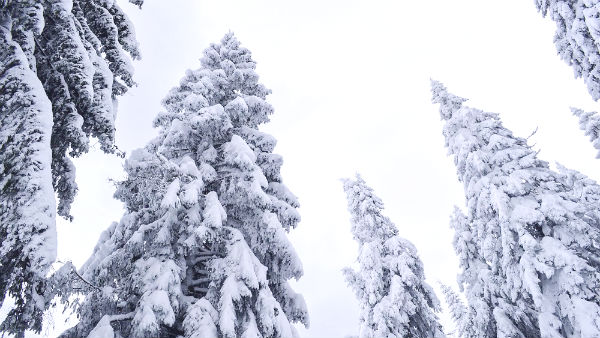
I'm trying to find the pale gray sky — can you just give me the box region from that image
[46,0,600,337]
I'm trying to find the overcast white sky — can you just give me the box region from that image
[43,0,600,337]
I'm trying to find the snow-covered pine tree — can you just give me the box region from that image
[534,0,600,100]
[0,1,141,334]
[342,174,444,338]
[571,107,600,158]
[432,80,600,337]
[61,32,308,338]
[439,283,474,338]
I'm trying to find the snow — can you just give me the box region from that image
[87,316,114,338]
[241,312,261,338]
[179,155,201,177]
[203,191,227,228]
[0,22,60,334]
[218,276,245,336]
[225,96,249,124]
[160,178,181,209]
[224,134,258,167]
[181,179,203,207]
[183,299,219,338]
[239,126,277,153]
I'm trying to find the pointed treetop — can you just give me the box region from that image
[430,79,468,120]
[201,31,256,71]
[342,174,398,244]
[221,31,240,48]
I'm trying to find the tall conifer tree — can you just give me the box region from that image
[432,80,600,337]
[62,33,308,338]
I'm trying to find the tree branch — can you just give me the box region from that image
[71,268,101,291]
[189,277,211,286]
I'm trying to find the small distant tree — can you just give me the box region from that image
[342,174,444,338]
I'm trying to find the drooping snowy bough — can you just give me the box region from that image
[62,33,308,338]
[0,19,56,337]
[342,175,445,338]
[534,0,600,100]
[0,1,141,335]
[432,80,600,337]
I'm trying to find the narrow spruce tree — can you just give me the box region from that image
[62,33,308,338]
[535,0,600,100]
[342,174,444,338]
[432,80,600,337]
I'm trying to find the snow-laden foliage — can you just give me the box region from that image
[535,0,600,100]
[439,283,474,338]
[342,175,444,338]
[449,206,509,338]
[0,1,141,334]
[571,107,600,158]
[2,0,141,219]
[432,80,600,337]
[557,163,600,208]
[62,33,308,337]
[0,20,56,337]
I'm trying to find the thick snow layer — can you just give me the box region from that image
[224,134,257,167]
[0,26,57,288]
[160,178,181,209]
[203,191,227,228]
[87,316,114,338]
